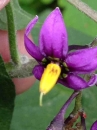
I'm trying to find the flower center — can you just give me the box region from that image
[39,57,69,106]
[42,57,69,79]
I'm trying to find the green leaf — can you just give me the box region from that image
[0,0,33,30]
[67,27,93,45]
[0,56,15,130]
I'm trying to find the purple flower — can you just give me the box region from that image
[24,7,97,98]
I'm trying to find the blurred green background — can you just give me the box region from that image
[10,0,97,129]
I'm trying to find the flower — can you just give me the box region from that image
[24,7,97,105]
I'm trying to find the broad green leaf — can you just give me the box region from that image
[0,56,15,130]
[67,27,93,45]
[0,0,33,30]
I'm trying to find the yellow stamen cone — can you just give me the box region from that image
[39,63,61,105]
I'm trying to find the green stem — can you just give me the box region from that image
[5,2,20,65]
[72,91,82,114]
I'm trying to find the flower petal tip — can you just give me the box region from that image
[25,15,39,36]
[35,15,38,19]
[55,7,60,10]
[54,7,61,15]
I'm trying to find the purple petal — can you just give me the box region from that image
[58,74,97,90]
[24,16,43,61]
[32,65,44,80]
[39,7,68,59]
[66,47,97,74]
[59,74,87,90]
[90,120,97,130]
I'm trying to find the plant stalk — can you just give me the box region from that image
[5,2,20,65]
[72,91,82,114]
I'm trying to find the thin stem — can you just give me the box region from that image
[72,91,82,114]
[67,0,97,23]
[64,91,82,126]
[5,2,20,65]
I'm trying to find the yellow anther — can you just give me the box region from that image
[39,63,61,105]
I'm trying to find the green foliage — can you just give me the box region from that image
[0,56,15,130]
[0,0,32,30]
